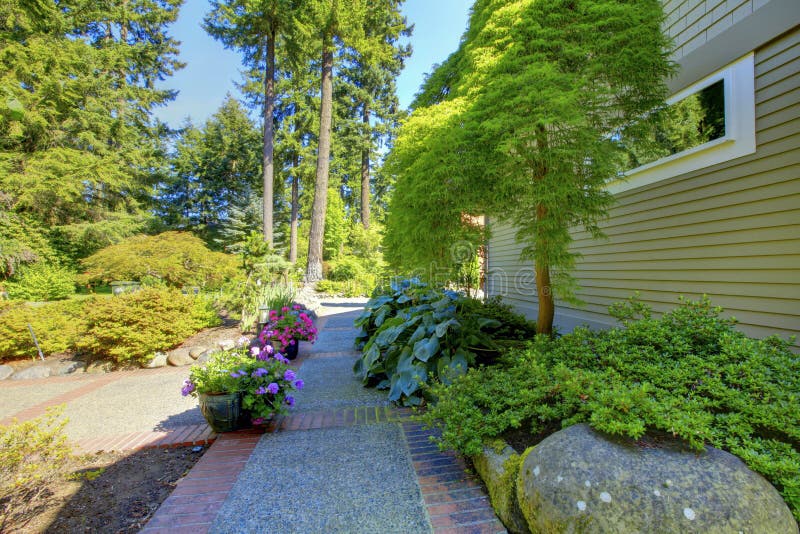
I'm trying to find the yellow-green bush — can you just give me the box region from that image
[0,407,72,531]
[74,287,221,365]
[78,231,239,290]
[4,263,76,301]
[0,300,88,362]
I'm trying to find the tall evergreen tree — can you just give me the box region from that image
[386,0,673,334]
[0,0,183,263]
[204,0,298,247]
[336,0,410,229]
[300,0,366,282]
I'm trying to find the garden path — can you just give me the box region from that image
[143,298,506,534]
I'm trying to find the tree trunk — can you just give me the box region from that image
[289,156,299,264]
[360,103,370,229]
[535,203,554,335]
[306,35,334,282]
[262,29,276,246]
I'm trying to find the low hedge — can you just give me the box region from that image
[0,288,220,365]
[75,288,220,366]
[421,296,800,521]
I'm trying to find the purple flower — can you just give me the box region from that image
[274,354,289,364]
[255,386,267,395]
[252,367,269,378]
[267,382,279,395]
[293,379,304,390]
[250,346,261,357]
[230,369,247,378]
[285,395,295,407]
[252,417,264,425]
[284,369,296,381]
[181,379,195,396]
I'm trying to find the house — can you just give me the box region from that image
[485,0,800,346]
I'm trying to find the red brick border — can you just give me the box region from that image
[74,423,218,453]
[141,427,272,533]
[400,420,507,533]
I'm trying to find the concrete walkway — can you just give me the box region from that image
[143,299,506,534]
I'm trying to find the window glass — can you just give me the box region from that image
[617,79,726,171]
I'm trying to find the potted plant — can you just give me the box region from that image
[181,343,304,432]
[258,305,318,360]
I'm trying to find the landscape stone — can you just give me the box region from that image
[189,346,208,359]
[85,361,114,374]
[473,443,530,534]
[517,423,798,534]
[167,348,194,367]
[0,364,14,380]
[218,339,235,351]
[11,365,51,380]
[146,352,168,368]
[48,361,83,376]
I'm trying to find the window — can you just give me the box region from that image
[607,53,755,194]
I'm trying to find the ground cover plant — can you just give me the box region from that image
[354,278,535,405]
[420,296,800,521]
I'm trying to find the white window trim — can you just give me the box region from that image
[607,52,755,195]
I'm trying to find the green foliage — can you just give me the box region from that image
[328,256,366,281]
[316,278,376,298]
[233,231,293,281]
[385,0,674,332]
[0,211,57,279]
[323,188,349,261]
[75,288,221,365]
[0,300,87,362]
[4,263,76,301]
[78,232,240,290]
[421,296,799,520]
[240,282,297,334]
[0,407,72,532]
[353,279,533,405]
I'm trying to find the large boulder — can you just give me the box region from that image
[517,424,798,534]
[10,365,51,380]
[473,443,530,534]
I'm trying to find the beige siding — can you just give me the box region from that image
[663,0,774,59]
[487,27,800,347]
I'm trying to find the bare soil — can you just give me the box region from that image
[9,446,205,533]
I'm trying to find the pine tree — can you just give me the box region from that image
[204,0,298,247]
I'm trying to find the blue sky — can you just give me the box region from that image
[153,0,473,128]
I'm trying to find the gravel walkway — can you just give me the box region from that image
[210,298,433,534]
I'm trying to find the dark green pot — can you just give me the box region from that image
[198,392,249,433]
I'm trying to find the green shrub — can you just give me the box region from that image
[327,257,366,281]
[316,277,377,298]
[75,287,221,365]
[4,263,76,301]
[0,407,73,532]
[353,278,533,405]
[77,231,239,290]
[421,296,800,521]
[0,300,88,362]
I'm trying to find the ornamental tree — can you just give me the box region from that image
[385,0,674,334]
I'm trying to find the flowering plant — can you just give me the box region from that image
[181,341,304,423]
[259,305,318,350]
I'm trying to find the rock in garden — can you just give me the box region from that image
[473,443,530,534]
[189,346,208,360]
[145,352,168,368]
[167,348,194,367]
[517,423,798,534]
[0,364,14,380]
[48,361,83,376]
[218,339,236,351]
[85,361,114,374]
[10,365,51,380]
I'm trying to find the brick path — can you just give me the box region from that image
[142,306,506,533]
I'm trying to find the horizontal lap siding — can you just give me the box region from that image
[486,27,800,347]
